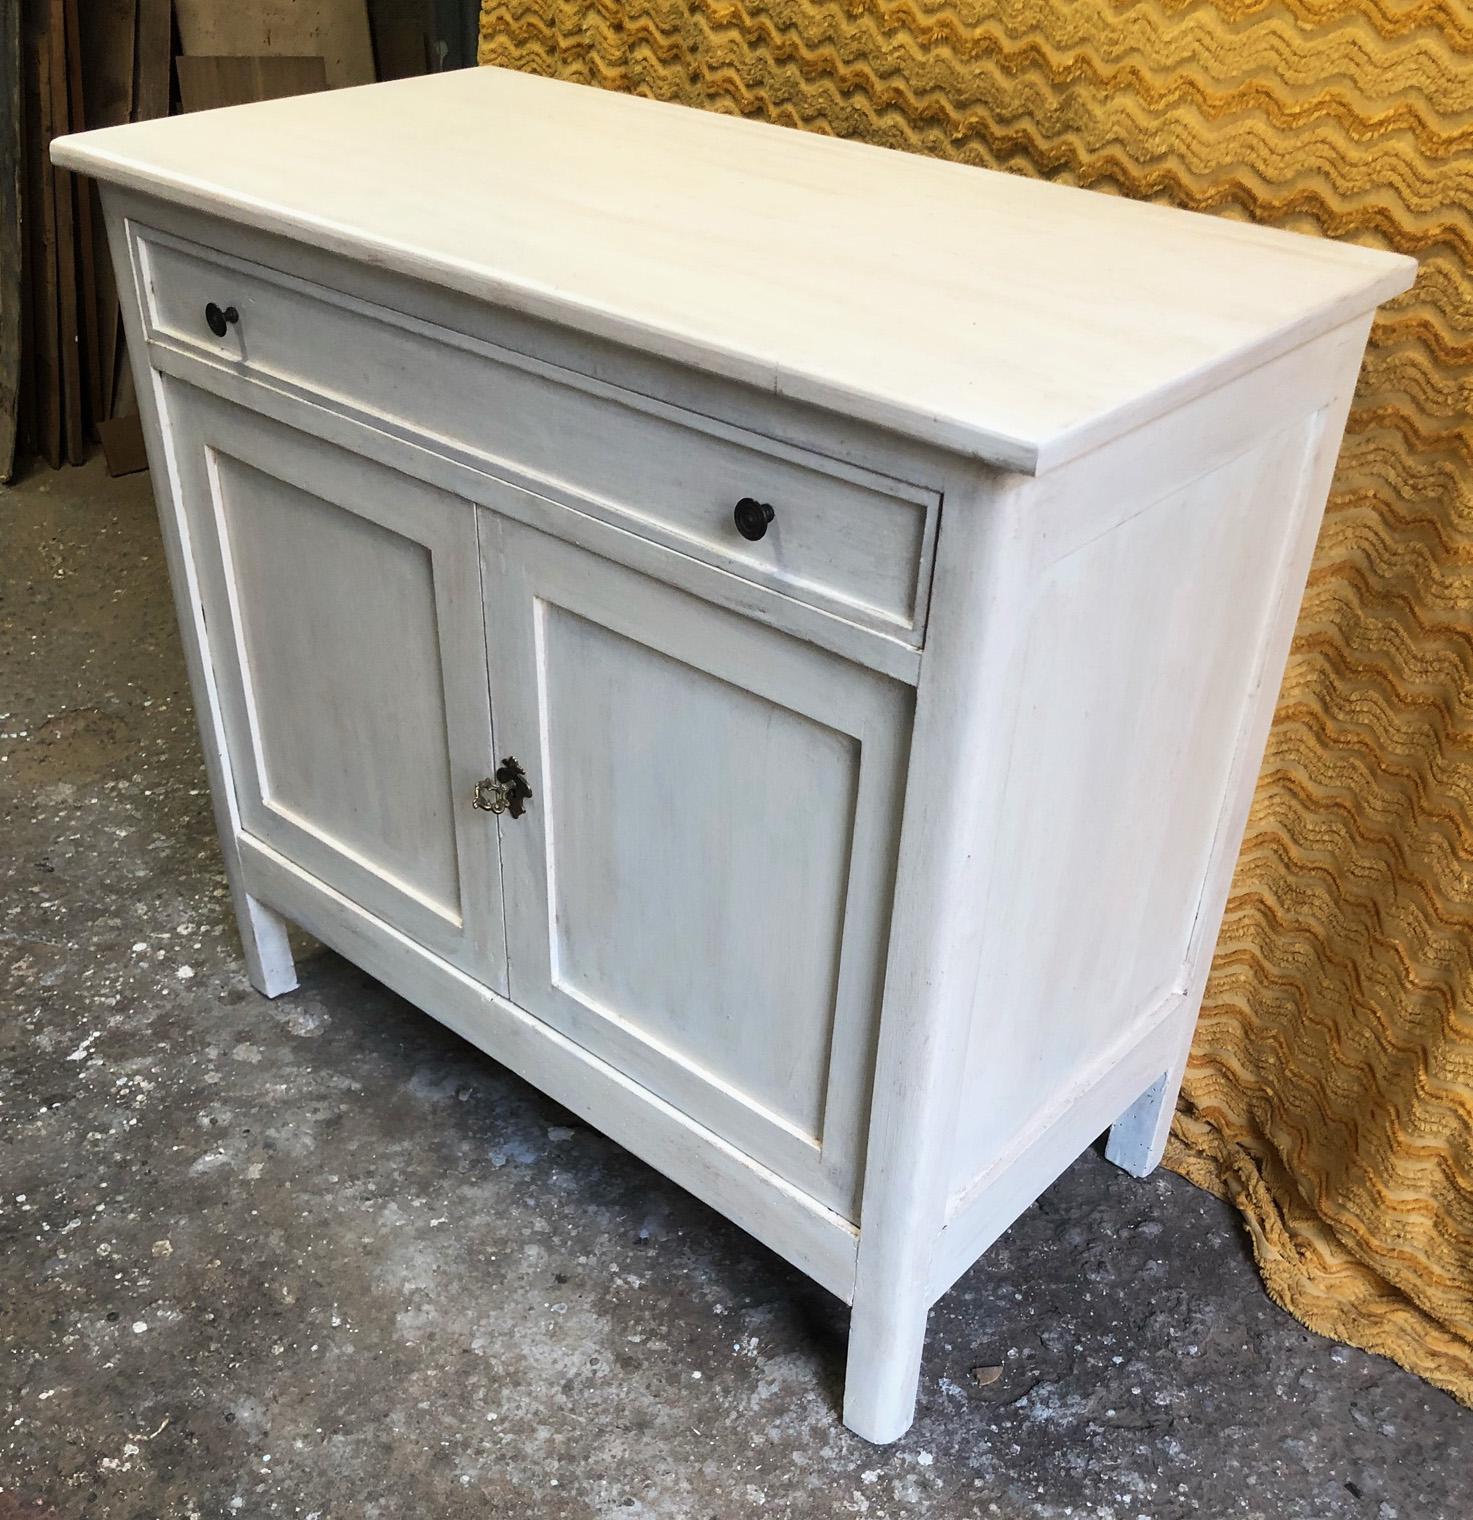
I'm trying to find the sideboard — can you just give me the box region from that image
[54,66,1414,1443]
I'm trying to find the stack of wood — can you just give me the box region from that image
[1,0,435,484]
[5,0,170,481]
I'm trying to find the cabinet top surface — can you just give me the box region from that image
[55,66,1414,474]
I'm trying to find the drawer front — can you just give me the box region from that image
[134,225,940,643]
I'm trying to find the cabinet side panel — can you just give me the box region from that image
[949,413,1322,1189]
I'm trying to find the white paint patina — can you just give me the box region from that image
[54,67,1412,1444]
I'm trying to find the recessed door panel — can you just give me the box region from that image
[215,456,463,915]
[543,605,861,1143]
[482,508,910,1218]
[162,380,506,991]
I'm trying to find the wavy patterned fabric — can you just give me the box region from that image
[477,0,1473,1403]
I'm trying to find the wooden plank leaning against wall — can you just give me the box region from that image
[6,0,172,477]
[4,0,417,481]
[0,0,20,481]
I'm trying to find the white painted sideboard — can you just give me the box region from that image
[54,66,1414,1443]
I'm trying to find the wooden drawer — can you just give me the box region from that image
[133,224,941,644]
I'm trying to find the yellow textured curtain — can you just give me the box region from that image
[477,0,1473,1403]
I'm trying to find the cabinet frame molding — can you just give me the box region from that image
[162,380,510,990]
[82,86,1409,1443]
[236,830,865,1299]
[480,508,912,1218]
[131,220,944,648]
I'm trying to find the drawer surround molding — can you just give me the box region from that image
[55,65,1415,1446]
[132,220,943,647]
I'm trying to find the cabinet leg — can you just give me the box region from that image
[237,892,298,998]
[1106,1035,1190,1178]
[842,1284,930,1444]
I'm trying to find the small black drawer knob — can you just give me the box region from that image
[205,302,240,338]
[733,497,775,542]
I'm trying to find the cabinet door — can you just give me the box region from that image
[162,381,508,991]
[481,510,910,1217]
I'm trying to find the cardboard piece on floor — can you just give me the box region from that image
[98,412,148,476]
[112,345,137,420]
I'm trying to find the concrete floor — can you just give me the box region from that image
[2,455,1468,1520]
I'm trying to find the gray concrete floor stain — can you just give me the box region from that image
[2,457,1468,1518]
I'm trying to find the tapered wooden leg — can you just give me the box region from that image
[1106,1031,1190,1178]
[238,892,298,998]
[843,1282,930,1444]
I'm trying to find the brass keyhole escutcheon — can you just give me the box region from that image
[472,775,506,814]
[472,757,533,819]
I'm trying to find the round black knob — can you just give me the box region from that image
[205,302,239,338]
[733,497,775,542]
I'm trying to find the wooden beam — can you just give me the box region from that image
[79,0,134,422]
[62,0,102,437]
[24,0,62,468]
[134,0,171,122]
[48,0,84,463]
[0,0,21,480]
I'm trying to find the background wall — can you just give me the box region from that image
[477,0,1472,1402]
